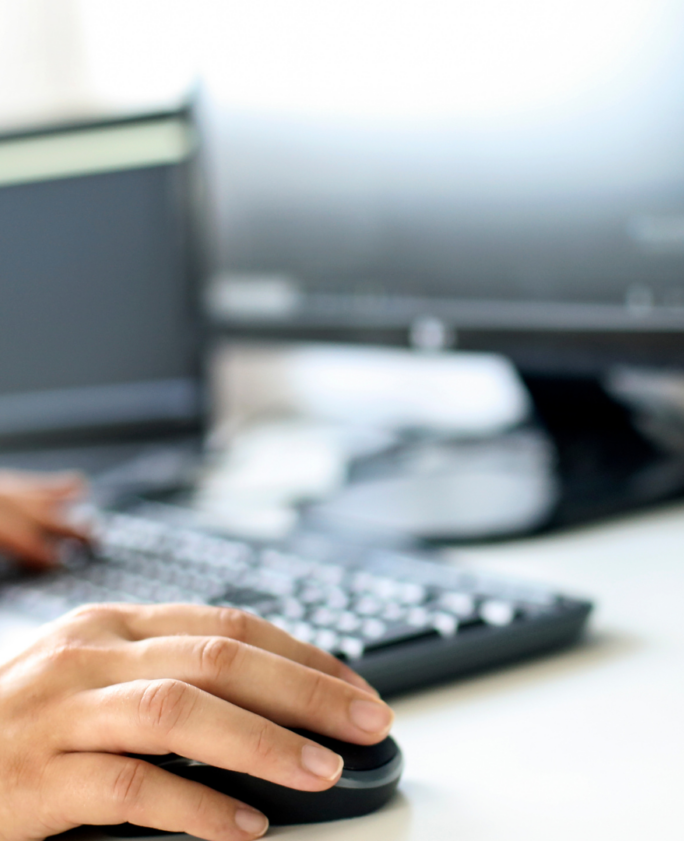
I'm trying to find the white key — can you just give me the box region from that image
[310,564,344,585]
[480,599,516,626]
[281,598,305,620]
[338,636,364,660]
[311,607,339,627]
[398,583,426,604]
[355,596,382,615]
[382,602,405,621]
[441,592,475,616]
[370,577,400,600]
[291,621,315,643]
[361,618,386,640]
[337,611,362,633]
[314,629,338,651]
[431,612,458,637]
[299,585,325,604]
[351,572,375,593]
[325,588,349,610]
[255,569,295,596]
[260,549,311,579]
[407,607,430,627]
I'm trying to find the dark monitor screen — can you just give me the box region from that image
[203,2,684,372]
[0,112,203,442]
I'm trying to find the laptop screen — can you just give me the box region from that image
[0,111,204,443]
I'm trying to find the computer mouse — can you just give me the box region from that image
[105,729,403,834]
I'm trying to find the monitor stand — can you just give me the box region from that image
[306,371,684,544]
[523,373,684,531]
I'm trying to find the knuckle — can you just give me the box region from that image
[64,602,117,621]
[137,679,194,735]
[192,786,223,835]
[196,636,242,680]
[215,607,251,643]
[111,759,149,818]
[43,640,89,673]
[249,718,278,767]
[301,669,331,718]
[62,602,123,628]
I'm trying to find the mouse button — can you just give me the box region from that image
[293,730,398,771]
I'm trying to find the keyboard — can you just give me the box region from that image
[0,512,593,696]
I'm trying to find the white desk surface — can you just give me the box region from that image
[2,504,683,841]
[270,503,684,841]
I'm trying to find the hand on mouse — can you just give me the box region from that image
[0,602,392,841]
[0,469,90,566]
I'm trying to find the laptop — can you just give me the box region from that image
[0,103,207,500]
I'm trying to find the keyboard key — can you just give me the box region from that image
[324,587,349,610]
[337,611,362,633]
[350,572,376,593]
[381,602,406,621]
[291,621,315,643]
[354,596,383,616]
[299,585,326,604]
[281,597,306,620]
[337,636,365,660]
[310,607,339,627]
[480,599,516,626]
[314,629,338,651]
[310,564,345,585]
[260,549,311,579]
[369,577,400,600]
[397,583,426,604]
[439,591,476,616]
[251,569,296,597]
[406,606,429,626]
[361,618,386,640]
[431,612,458,637]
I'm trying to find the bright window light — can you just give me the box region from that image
[1,1,678,125]
[201,0,677,122]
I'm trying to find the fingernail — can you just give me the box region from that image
[345,671,381,697]
[235,807,268,837]
[301,744,344,780]
[349,699,393,734]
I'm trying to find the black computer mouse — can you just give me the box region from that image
[106,729,403,834]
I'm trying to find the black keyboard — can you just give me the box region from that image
[0,512,593,696]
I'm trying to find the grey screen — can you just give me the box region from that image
[212,104,684,309]
[204,4,684,343]
[0,162,200,439]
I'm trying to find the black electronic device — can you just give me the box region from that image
[106,731,403,835]
[204,11,684,371]
[200,5,684,531]
[0,511,593,697]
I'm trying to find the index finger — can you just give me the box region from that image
[68,679,346,792]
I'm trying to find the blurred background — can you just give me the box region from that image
[3,0,684,544]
